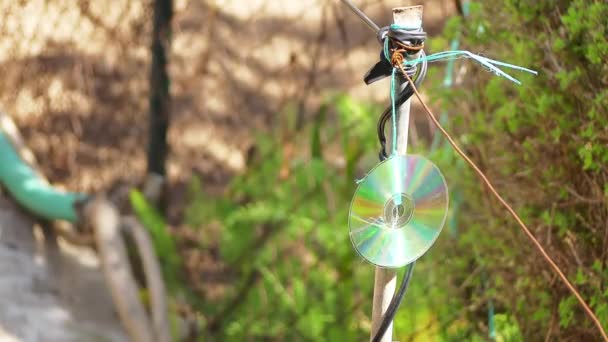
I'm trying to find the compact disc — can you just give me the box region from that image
[349,155,448,268]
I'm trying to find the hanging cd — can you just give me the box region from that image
[349,155,449,268]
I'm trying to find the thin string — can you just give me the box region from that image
[396,63,608,342]
[404,50,537,85]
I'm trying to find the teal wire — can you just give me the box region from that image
[443,39,461,87]
[383,37,391,64]
[462,1,471,16]
[403,50,537,85]
[488,298,496,340]
[390,23,421,31]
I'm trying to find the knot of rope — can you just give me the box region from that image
[384,24,426,79]
[376,24,428,160]
[390,50,404,69]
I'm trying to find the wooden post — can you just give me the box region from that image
[370,6,423,342]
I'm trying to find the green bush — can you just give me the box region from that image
[182,94,476,341]
[139,2,607,340]
[185,95,378,340]
[433,0,608,340]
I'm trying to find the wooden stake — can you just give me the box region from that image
[370,6,423,342]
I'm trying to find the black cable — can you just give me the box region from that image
[372,261,416,342]
[377,54,427,159]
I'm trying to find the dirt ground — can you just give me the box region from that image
[0,0,455,339]
[0,194,126,341]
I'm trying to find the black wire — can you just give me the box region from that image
[377,50,427,159]
[372,261,416,342]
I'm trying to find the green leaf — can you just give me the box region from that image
[310,104,327,159]
[129,189,181,291]
[559,296,577,328]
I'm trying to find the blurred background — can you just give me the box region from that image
[0,0,606,341]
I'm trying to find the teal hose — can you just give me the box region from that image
[0,132,87,223]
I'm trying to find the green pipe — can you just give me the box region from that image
[0,132,87,222]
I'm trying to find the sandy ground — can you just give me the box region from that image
[0,194,126,342]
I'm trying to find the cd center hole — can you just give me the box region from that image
[392,204,406,219]
[383,193,415,228]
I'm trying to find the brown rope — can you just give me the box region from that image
[394,61,608,341]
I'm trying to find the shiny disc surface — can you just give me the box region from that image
[349,155,449,268]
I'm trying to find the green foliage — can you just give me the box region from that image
[559,296,577,328]
[494,314,523,342]
[432,0,608,340]
[179,92,491,341]
[186,94,375,340]
[130,189,201,340]
[139,1,607,340]
[130,189,181,292]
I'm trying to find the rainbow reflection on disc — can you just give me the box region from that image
[349,155,448,268]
